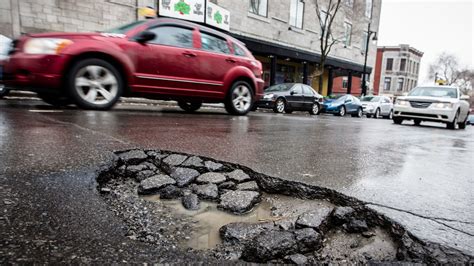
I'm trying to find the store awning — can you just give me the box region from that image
[233,34,372,74]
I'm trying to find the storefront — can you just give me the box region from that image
[236,34,370,96]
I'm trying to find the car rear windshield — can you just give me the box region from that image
[265,83,294,92]
[408,87,458,98]
[103,20,148,34]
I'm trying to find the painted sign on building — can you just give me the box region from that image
[158,0,205,23]
[158,0,230,31]
[206,1,230,31]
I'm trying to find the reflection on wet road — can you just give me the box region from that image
[1,99,473,255]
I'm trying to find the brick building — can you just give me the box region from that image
[0,0,382,96]
[373,44,423,96]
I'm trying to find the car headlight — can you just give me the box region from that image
[431,102,453,109]
[396,99,409,106]
[24,38,73,55]
[263,94,275,100]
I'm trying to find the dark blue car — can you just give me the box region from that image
[321,95,363,117]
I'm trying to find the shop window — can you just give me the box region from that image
[249,0,268,17]
[384,77,391,91]
[397,77,404,91]
[386,58,393,71]
[290,0,304,29]
[342,77,348,88]
[344,22,352,47]
[400,58,406,71]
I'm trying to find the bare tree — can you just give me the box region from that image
[428,52,462,85]
[455,68,474,95]
[428,52,474,96]
[312,0,343,93]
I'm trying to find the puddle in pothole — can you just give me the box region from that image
[143,194,334,250]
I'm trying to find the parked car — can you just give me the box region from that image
[0,34,11,98]
[393,86,470,129]
[321,95,363,117]
[467,114,474,126]
[255,83,323,115]
[0,18,264,115]
[361,95,393,119]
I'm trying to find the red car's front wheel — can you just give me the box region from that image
[67,58,123,110]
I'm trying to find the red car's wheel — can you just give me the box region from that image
[67,58,123,110]
[225,81,253,116]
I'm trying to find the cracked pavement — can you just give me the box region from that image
[1,98,473,262]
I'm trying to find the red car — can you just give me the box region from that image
[0,18,264,115]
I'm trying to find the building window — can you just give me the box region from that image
[365,0,372,18]
[400,58,406,71]
[290,0,304,29]
[249,0,268,17]
[361,31,368,54]
[342,77,348,88]
[344,22,352,47]
[384,77,391,91]
[386,58,393,71]
[320,10,329,34]
[397,77,404,91]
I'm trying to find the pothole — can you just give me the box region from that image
[96,149,473,264]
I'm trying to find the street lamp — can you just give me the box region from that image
[361,23,377,96]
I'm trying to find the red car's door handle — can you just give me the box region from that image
[183,51,197,58]
[226,58,236,63]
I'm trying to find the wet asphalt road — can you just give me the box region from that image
[1,97,473,262]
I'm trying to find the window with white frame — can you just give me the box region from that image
[320,10,329,34]
[361,31,368,54]
[249,0,268,17]
[384,77,391,91]
[342,77,348,88]
[397,77,404,91]
[344,22,352,47]
[365,0,372,18]
[290,0,304,29]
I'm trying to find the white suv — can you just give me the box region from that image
[393,86,470,129]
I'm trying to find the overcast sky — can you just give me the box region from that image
[377,0,473,84]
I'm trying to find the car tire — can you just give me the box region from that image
[386,110,393,120]
[338,106,346,116]
[414,119,421,126]
[178,100,202,113]
[0,85,9,99]
[374,108,381,119]
[67,58,123,110]
[447,110,459,130]
[309,102,320,115]
[393,118,403,124]
[458,115,468,129]
[273,98,286,113]
[38,93,72,107]
[224,80,254,116]
[351,108,362,118]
